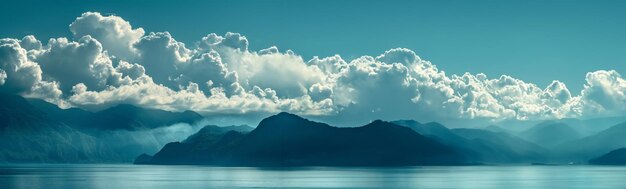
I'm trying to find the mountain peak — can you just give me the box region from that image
[264,112,307,123]
[252,112,332,134]
[276,111,299,117]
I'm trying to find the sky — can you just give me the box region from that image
[3,0,626,93]
[1,0,626,126]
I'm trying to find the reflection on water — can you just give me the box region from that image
[0,164,624,189]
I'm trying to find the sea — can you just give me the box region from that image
[1,164,625,188]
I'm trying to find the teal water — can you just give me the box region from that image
[0,164,625,188]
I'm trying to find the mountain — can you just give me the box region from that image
[0,93,118,163]
[26,98,93,126]
[391,120,464,143]
[183,125,253,145]
[0,93,210,163]
[520,122,582,147]
[146,125,253,164]
[84,104,204,131]
[589,148,626,165]
[8,90,626,165]
[25,97,205,132]
[144,113,466,166]
[556,122,626,162]
[559,117,626,137]
[483,125,510,134]
[392,120,550,163]
[391,120,484,162]
[451,128,548,163]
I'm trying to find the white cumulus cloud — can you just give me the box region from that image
[70,12,145,60]
[2,11,626,124]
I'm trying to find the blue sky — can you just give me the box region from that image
[1,0,626,125]
[2,0,626,93]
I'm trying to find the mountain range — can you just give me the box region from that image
[2,92,626,165]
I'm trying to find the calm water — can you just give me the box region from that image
[0,164,625,189]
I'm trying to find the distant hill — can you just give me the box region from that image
[391,120,463,143]
[520,122,582,147]
[556,122,626,162]
[483,125,510,134]
[451,128,548,163]
[589,148,626,165]
[392,120,547,163]
[559,117,626,137]
[391,120,485,162]
[144,113,466,166]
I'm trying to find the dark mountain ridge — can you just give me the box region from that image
[144,113,467,166]
[589,148,626,165]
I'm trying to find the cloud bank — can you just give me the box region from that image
[2,12,626,123]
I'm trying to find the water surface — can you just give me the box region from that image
[0,164,624,188]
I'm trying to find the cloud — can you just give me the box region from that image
[70,12,145,60]
[217,46,328,98]
[34,36,131,94]
[20,35,42,51]
[0,38,61,100]
[133,31,191,86]
[375,48,420,66]
[199,32,248,51]
[575,70,626,116]
[3,11,626,124]
[323,48,582,122]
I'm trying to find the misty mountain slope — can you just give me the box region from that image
[0,93,211,163]
[558,117,626,137]
[25,97,205,132]
[520,122,582,147]
[391,120,484,162]
[483,125,511,134]
[556,122,626,162]
[451,128,548,163]
[392,120,548,163]
[85,104,204,131]
[147,126,251,164]
[589,148,626,165]
[145,113,467,166]
[0,93,119,163]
